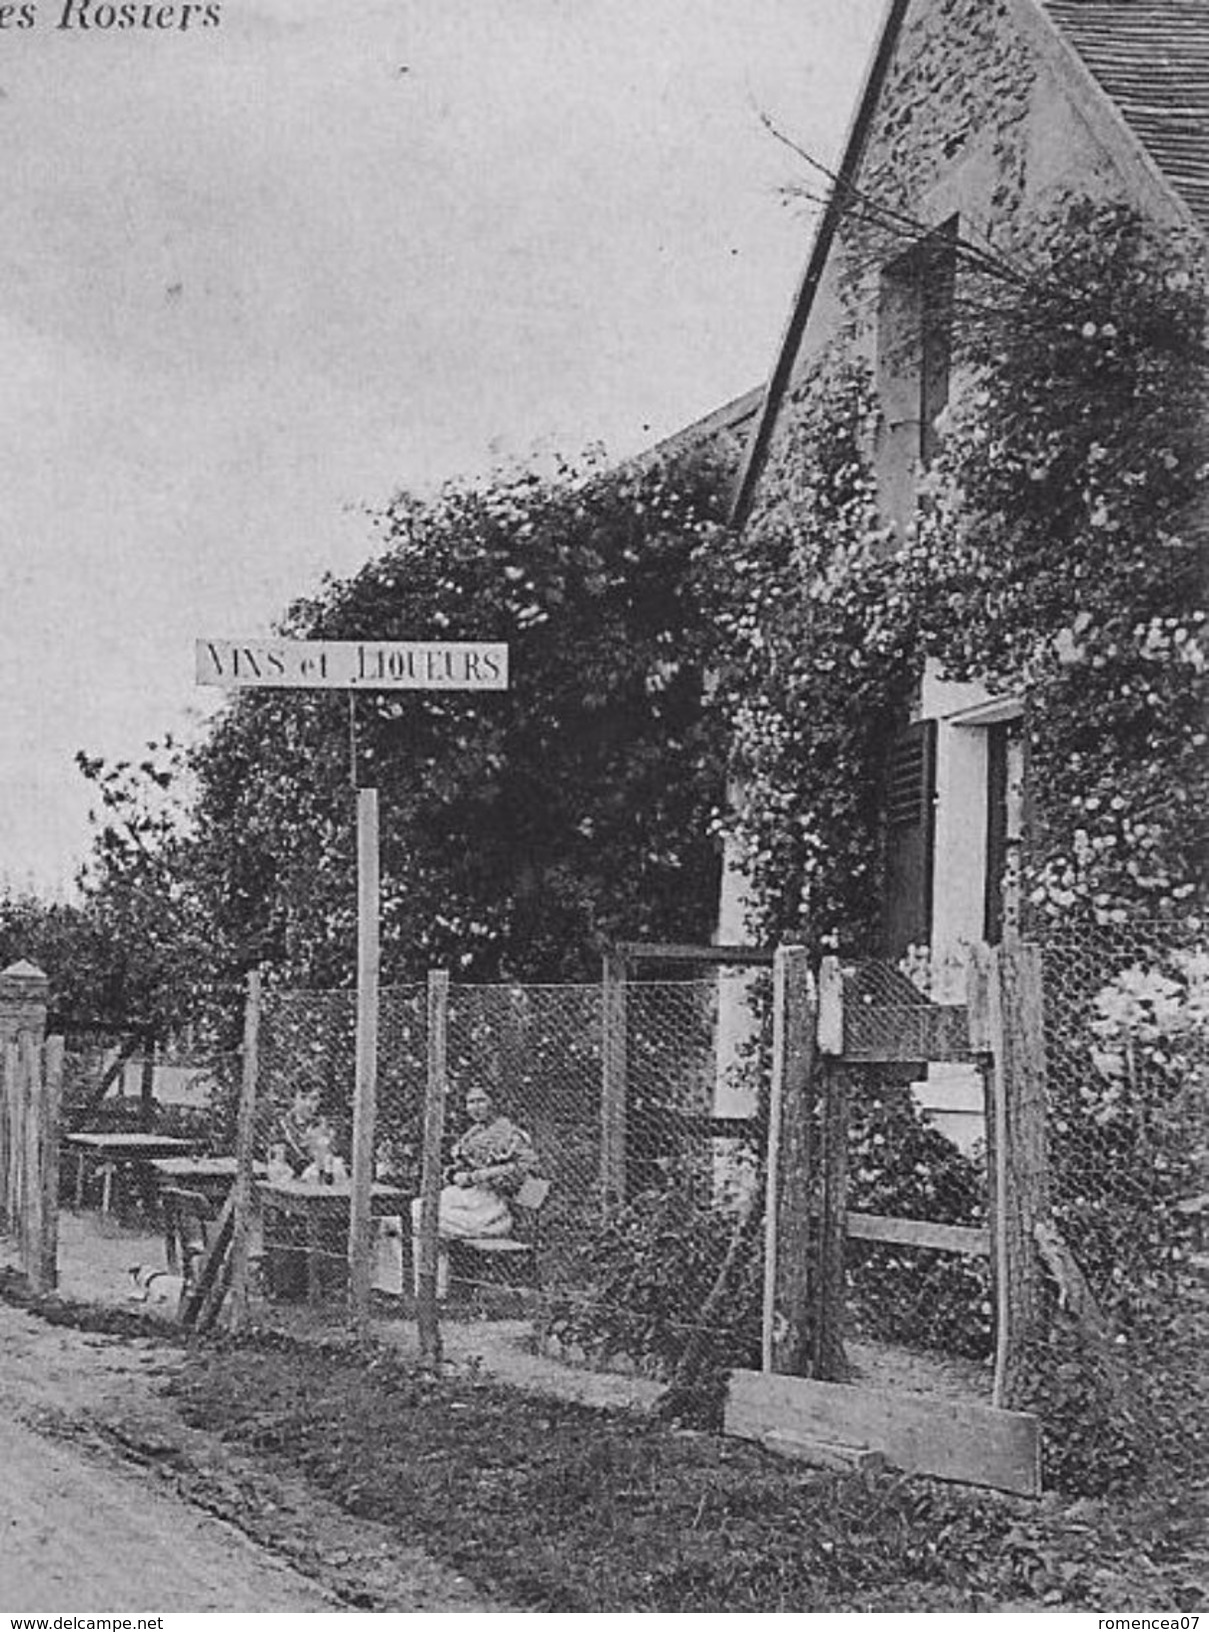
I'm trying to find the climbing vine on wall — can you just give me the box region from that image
[694,199,1207,1493]
[704,198,1208,951]
[920,200,1208,930]
[698,354,930,954]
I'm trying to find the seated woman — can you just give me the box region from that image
[410,1086,537,1296]
[271,1085,323,1178]
[270,1085,347,1184]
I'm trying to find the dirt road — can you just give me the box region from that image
[0,1411,338,1613]
[0,1302,492,1613]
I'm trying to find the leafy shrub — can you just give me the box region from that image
[1024,1313,1154,1497]
[541,1166,762,1385]
[1046,941,1208,1330]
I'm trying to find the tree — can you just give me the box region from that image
[178,448,733,987]
[69,737,234,1032]
[0,888,93,1007]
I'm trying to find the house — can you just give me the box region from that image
[702,0,1209,1146]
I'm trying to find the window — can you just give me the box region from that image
[876,219,958,522]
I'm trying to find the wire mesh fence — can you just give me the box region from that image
[836,924,1207,1390]
[1038,919,1208,1326]
[242,967,774,1370]
[136,921,1203,1443]
[442,981,601,1298]
[261,979,370,1299]
[514,972,771,1381]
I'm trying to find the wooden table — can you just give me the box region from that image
[257,1177,408,1304]
[149,1156,267,1271]
[64,1132,198,1216]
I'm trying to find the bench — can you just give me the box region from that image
[414,1174,551,1300]
[452,1174,551,1286]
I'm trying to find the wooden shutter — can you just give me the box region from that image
[879,719,937,959]
[983,723,1009,945]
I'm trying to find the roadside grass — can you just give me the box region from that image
[1,1270,1202,1613]
[168,1330,1207,1614]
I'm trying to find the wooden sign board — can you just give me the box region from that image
[196,639,508,691]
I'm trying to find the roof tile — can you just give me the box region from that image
[1041,1,1209,232]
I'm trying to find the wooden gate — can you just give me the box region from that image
[0,961,64,1295]
[730,940,1047,1497]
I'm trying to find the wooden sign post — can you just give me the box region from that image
[198,636,508,1330]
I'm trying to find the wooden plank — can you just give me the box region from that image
[984,1040,1007,1404]
[193,1206,238,1334]
[225,970,261,1331]
[761,1431,886,1474]
[194,1217,237,1333]
[416,969,449,1370]
[34,1036,64,1296]
[67,1032,143,1131]
[725,1369,1041,1498]
[348,788,381,1332]
[762,946,815,1375]
[966,942,993,1054]
[139,1042,156,1133]
[814,1062,849,1381]
[989,941,1049,1408]
[22,1031,47,1286]
[617,942,775,967]
[846,1211,989,1257]
[761,956,787,1372]
[21,1031,41,1282]
[816,955,844,1056]
[7,1037,24,1227]
[180,1188,237,1330]
[7,1040,25,1233]
[600,950,627,1209]
[0,1040,10,1221]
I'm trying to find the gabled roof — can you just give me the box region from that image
[729,0,1209,526]
[1042,0,1209,235]
[642,385,763,468]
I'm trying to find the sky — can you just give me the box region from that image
[0,0,883,895]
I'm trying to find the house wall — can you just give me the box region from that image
[724,0,1185,1147]
[782,0,1173,392]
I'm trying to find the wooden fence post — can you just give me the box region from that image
[0,962,48,1249]
[348,787,381,1333]
[31,1034,63,1296]
[601,948,627,1212]
[762,946,816,1374]
[987,939,1049,1408]
[139,1035,157,1134]
[0,1039,9,1228]
[21,1031,42,1287]
[817,955,844,1058]
[814,1055,851,1382]
[810,954,851,1383]
[2,1039,18,1232]
[417,969,449,1371]
[226,969,261,1330]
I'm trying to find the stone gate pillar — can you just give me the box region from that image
[0,960,49,1047]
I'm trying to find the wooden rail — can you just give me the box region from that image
[845,1210,989,1257]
